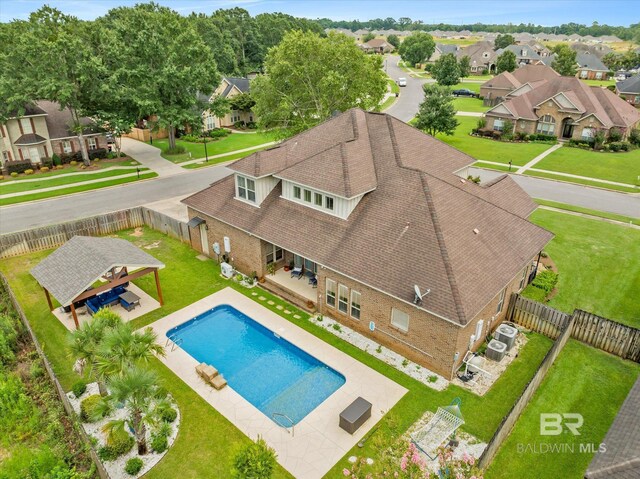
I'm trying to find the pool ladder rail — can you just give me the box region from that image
[165,336,183,352]
[272,412,295,436]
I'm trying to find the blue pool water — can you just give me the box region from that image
[167,304,345,425]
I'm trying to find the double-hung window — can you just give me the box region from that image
[518,267,528,291]
[237,175,256,203]
[266,243,283,264]
[493,119,505,131]
[293,185,301,199]
[314,192,323,207]
[581,127,595,141]
[391,308,409,332]
[20,118,33,134]
[338,284,348,313]
[536,115,556,135]
[325,196,334,210]
[326,279,336,307]
[350,290,361,319]
[496,288,506,313]
[62,141,72,154]
[303,189,312,202]
[88,137,97,149]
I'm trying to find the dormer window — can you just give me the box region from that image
[236,175,256,203]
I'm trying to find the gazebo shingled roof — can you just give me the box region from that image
[31,236,165,328]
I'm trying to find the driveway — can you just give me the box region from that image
[120,137,185,177]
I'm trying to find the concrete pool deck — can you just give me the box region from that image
[148,287,407,479]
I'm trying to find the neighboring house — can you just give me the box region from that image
[495,44,545,66]
[458,41,498,74]
[353,29,370,43]
[427,43,460,63]
[616,74,640,106]
[524,40,552,57]
[480,64,560,100]
[576,52,611,80]
[182,108,553,378]
[201,77,255,130]
[361,38,393,54]
[0,101,106,167]
[484,76,640,140]
[570,42,613,60]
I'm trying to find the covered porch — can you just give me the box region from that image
[30,236,165,329]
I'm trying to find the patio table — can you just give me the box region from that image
[119,291,141,311]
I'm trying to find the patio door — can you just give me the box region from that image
[304,258,317,274]
[200,224,209,255]
[28,147,40,163]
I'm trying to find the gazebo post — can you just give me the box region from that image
[70,303,80,329]
[154,269,164,306]
[43,287,53,311]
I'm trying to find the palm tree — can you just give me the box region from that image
[94,323,165,379]
[96,366,168,455]
[68,309,123,396]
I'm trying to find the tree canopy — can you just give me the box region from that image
[386,34,400,49]
[496,50,517,73]
[458,56,471,78]
[431,53,460,86]
[415,84,459,137]
[552,44,578,76]
[398,32,436,66]
[251,31,386,137]
[494,33,516,50]
[363,32,376,43]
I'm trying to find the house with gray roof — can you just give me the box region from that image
[616,74,640,106]
[458,41,498,74]
[202,76,255,130]
[182,108,553,378]
[0,101,106,168]
[576,52,611,80]
[495,44,545,66]
[427,43,461,63]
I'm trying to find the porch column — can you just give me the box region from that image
[154,269,164,306]
[70,302,79,329]
[43,287,53,311]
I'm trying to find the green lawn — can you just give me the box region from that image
[529,209,640,327]
[152,131,277,163]
[534,199,639,224]
[0,171,157,207]
[436,116,553,166]
[453,96,489,112]
[0,158,138,183]
[533,146,640,187]
[486,340,640,479]
[0,227,555,479]
[581,78,616,88]
[524,170,638,193]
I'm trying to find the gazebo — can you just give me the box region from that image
[31,236,165,329]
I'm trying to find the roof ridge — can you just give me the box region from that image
[419,174,466,323]
[385,114,402,166]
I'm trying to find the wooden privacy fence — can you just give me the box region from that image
[0,206,190,259]
[478,314,574,469]
[0,273,110,479]
[507,293,640,362]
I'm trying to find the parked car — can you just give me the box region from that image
[106,133,115,144]
[397,78,407,87]
[452,88,478,98]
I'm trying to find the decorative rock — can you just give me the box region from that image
[348,456,357,463]
[258,296,266,301]
[284,310,291,314]
[293,314,301,319]
[251,292,258,296]
[366,458,374,465]
[267,300,275,305]
[276,305,283,310]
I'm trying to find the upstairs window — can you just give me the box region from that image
[303,189,312,202]
[293,185,301,199]
[20,118,33,134]
[237,175,256,203]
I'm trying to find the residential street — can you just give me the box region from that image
[385,54,430,122]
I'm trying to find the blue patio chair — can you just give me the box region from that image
[291,266,303,279]
[309,275,318,288]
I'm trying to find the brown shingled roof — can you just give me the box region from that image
[184,110,553,325]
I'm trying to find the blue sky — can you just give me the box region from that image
[0,0,637,26]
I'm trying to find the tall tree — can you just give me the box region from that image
[552,44,578,76]
[254,12,323,59]
[0,7,106,165]
[189,13,238,75]
[431,53,460,86]
[494,33,516,50]
[251,31,386,137]
[414,84,459,137]
[229,92,256,112]
[496,50,517,73]
[386,34,400,49]
[213,8,263,74]
[458,55,471,78]
[97,3,219,150]
[363,32,376,43]
[398,32,436,66]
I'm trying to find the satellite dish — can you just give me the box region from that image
[414,285,431,304]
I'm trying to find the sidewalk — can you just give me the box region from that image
[121,137,185,177]
[179,141,278,166]
[516,143,563,174]
[0,165,140,185]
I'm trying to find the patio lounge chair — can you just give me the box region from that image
[196,363,218,382]
[309,275,318,288]
[291,266,303,279]
[211,375,227,390]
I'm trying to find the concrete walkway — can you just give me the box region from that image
[516,143,563,174]
[456,111,484,117]
[121,137,185,177]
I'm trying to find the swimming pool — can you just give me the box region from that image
[166,304,345,425]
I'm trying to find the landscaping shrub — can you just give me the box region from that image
[233,120,246,129]
[515,131,528,141]
[180,134,201,143]
[608,127,622,142]
[6,160,33,174]
[29,361,44,378]
[476,118,486,130]
[164,145,186,155]
[629,129,640,146]
[158,405,177,423]
[52,153,61,166]
[10,172,18,177]
[80,394,104,422]
[41,157,53,168]
[150,432,168,453]
[529,133,557,142]
[88,148,107,160]
[246,121,257,129]
[608,141,630,152]
[40,166,50,172]
[0,313,22,364]
[207,128,230,138]
[522,269,559,302]
[24,169,34,175]
[125,457,143,476]
[232,437,277,479]
[71,380,87,398]
[69,160,78,166]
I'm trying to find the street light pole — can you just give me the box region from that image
[204,135,209,162]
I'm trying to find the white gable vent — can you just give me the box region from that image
[473,228,480,235]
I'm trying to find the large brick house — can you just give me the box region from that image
[0,101,106,167]
[484,76,640,140]
[480,64,560,101]
[182,109,553,378]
